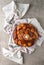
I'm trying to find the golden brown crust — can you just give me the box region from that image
[12,23,39,47]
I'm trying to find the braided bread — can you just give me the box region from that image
[12,23,39,47]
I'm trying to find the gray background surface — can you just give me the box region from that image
[0,0,44,65]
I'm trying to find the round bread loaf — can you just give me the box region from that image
[12,23,39,47]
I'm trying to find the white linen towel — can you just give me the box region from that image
[2,1,44,64]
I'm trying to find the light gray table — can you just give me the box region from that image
[0,0,44,65]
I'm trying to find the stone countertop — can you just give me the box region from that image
[0,0,44,65]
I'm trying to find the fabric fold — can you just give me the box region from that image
[2,1,29,23]
[2,48,23,64]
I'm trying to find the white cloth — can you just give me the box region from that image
[2,1,44,64]
[2,1,29,23]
